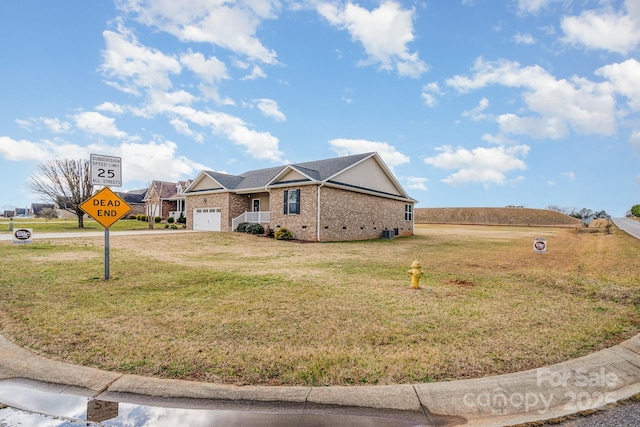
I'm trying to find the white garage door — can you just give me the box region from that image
[193,208,221,231]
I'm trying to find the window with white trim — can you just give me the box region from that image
[405,204,413,221]
[284,189,300,215]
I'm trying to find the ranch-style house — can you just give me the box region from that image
[183,152,416,242]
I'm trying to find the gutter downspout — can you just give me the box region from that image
[264,184,272,231]
[317,182,324,242]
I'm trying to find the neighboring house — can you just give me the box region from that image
[14,208,28,217]
[183,152,416,242]
[116,188,147,216]
[143,180,192,220]
[31,203,55,218]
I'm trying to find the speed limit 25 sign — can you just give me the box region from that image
[90,154,122,187]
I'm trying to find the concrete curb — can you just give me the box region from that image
[2,333,640,426]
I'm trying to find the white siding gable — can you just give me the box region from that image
[191,175,223,191]
[332,157,403,196]
[277,169,307,183]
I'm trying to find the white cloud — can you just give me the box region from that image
[447,58,617,138]
[481,133,516,145]
[404,176,428,191]
[116,0,278,64]
[73,111,128,139]
[497,114,569,139]
[462,97,491,121]
[516,0,558,15]
[13,117,71,134]
[168,105,283,162]
[561,0,640,54]
[144,89,197,116]
[424,144,529,186]
[254,98,286,122]
[101,25,181,92]
[0,135,206,184]
[0,136,57,161]
[513,33,535,44]
[242,65,267,80]
[43,118,71,133]
[0,137,101,162]
[96,102,126,114]
[421,82,442,107]
[596,58,640,111]
[317,1,428,78]
[180,51,228,84]
[562,171,576,182]
[170,118,204,143]
[329,138,410,169]
[118,139,207,182]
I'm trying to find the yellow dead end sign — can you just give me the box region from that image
[80,187,131,229]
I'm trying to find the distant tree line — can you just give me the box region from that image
[547,205,609,220]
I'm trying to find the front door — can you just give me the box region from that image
[252,199,260,212]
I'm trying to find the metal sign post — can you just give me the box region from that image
[79,187,131,280]
[105,228,110,280]
[84,154,127,280]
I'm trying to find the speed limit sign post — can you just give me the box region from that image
[88,153,125,279]
[90,154,122,187]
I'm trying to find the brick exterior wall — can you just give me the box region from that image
[161,200,176,218]
[270,185,319,241]
[186,192,253,231]
[145,197,177,219]
[228,193,251,229]
[127,204,145,216]
[318,186,413,241]
[187,185,414,242]
[269,185,413,242]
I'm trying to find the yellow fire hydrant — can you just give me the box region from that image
[407,260,423,289]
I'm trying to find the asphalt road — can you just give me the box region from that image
[612,217,640,239]
[544,399,640,427]
[0,229,194,241]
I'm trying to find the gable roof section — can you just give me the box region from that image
[144,181,178,201]
[205,171,245,189]
[328,154,410,199]
[236,166,284,191]
[184,152,413,201]
[117,188,147,204]
[185,171,237,193]
[268,152,372,186]
[294,152,372,181]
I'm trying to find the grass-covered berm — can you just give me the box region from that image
[0,224,638,386]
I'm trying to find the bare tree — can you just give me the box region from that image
[27,159,93,228]
[39,208,59,221]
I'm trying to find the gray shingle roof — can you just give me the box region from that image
[294,152,372,181]
[196,152,374,191]
[203,171,245,189]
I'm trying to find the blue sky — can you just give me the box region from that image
[1,0,639,216]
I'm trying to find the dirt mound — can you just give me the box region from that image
[415,207,581,227]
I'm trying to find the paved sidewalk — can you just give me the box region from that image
[1,333,640,426]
